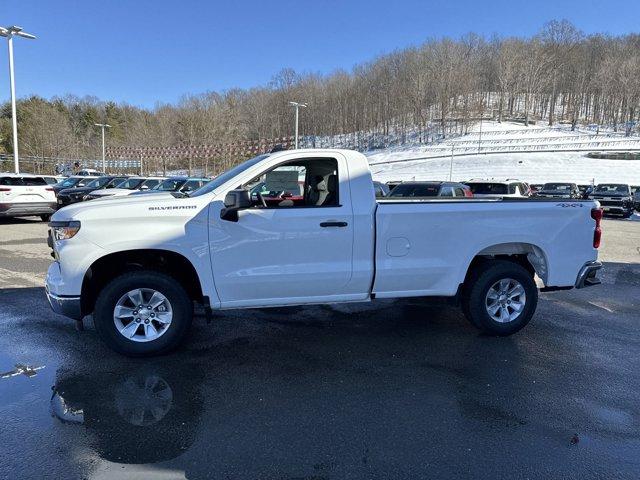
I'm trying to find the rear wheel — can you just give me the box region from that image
[94,271,193,356]
[462,260,538,336]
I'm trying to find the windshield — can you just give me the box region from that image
[466,183,508,195]
[389,184,441,197]
[594,184,629,194]
[58,177,81,188]
[141,178,161,189]
[155,178,187,191]
[189,154,270,197]
[116,178,144,189]
[543,183,572,191]
[85,177,111,189]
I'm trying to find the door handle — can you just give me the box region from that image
[320,221,348,227]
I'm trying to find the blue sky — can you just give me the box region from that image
[1,0,638,108]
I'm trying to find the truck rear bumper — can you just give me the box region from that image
[575,261,602,289]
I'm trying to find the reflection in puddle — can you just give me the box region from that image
[50,364,202,465]
[114,375,173,427]
[1,363,45,379]
[50,390,84,424]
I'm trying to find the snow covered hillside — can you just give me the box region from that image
[366,121,640,185]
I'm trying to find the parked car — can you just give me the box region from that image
[535,183,581,199]
[46,149,602,356]
[52,176,99,195]
[388,181,472,198]
[41,175,66,185]
[130,177,209,196]
[589,183,635,218]
[0,173,57,221]
[373,181,390,198]
[56,175,129,208]
[76,169,106,176]
[85,177,165,200]
[463,180,530,198]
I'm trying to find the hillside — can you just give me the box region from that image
[366,121,640,185]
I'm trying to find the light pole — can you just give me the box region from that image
[288,101,307,149]
[94,123,111,172]
[0,26,36,174]
[449,143,455,181]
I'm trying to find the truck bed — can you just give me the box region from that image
[372,197,599,298]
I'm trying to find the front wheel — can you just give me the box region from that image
[93,271,193,356]
[462,260,538,336]
[40,214,51,222]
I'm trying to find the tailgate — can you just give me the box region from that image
[10,186,51,202]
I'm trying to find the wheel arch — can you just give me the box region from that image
[80,249,205,316]
[463,242,549,287]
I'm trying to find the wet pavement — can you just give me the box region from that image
[0,218,639,479]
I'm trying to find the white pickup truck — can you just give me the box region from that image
[45,149,603,356]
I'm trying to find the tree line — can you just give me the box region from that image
[1,19,639,165]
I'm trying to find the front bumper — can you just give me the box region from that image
[45,262,83,320]
[45,284,83,320]
[0,201,56,217]
[575,261,603,289]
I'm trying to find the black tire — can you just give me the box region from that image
[93,271,193,356]
[40,214,51,222]
[622,211,633,219]
[461,260,538,336]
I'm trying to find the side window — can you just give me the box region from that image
[243,158,339,208]
[454,187,465,197]
[1,177,24,186]
[439,186,454,197]
[508,184,517,195]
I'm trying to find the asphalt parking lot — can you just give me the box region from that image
[0,215,639,479]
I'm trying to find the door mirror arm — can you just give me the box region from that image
[220,189,252,222]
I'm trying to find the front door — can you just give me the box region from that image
[208,156,354,308]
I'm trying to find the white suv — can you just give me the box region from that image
[0,173,57,221]
[464,179,531,198]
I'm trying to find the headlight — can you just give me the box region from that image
[50,221,81,241]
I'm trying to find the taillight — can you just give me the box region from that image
[0,187,11,192]
[591,208,603,248]
[46,187,54,191]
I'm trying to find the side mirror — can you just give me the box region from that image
[220,189,251,222]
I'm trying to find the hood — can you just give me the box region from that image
[538,190,572,195]
[89,188,134,196]
[52,191,179,221]
[591,192,630,198]
[58,186,97,196]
